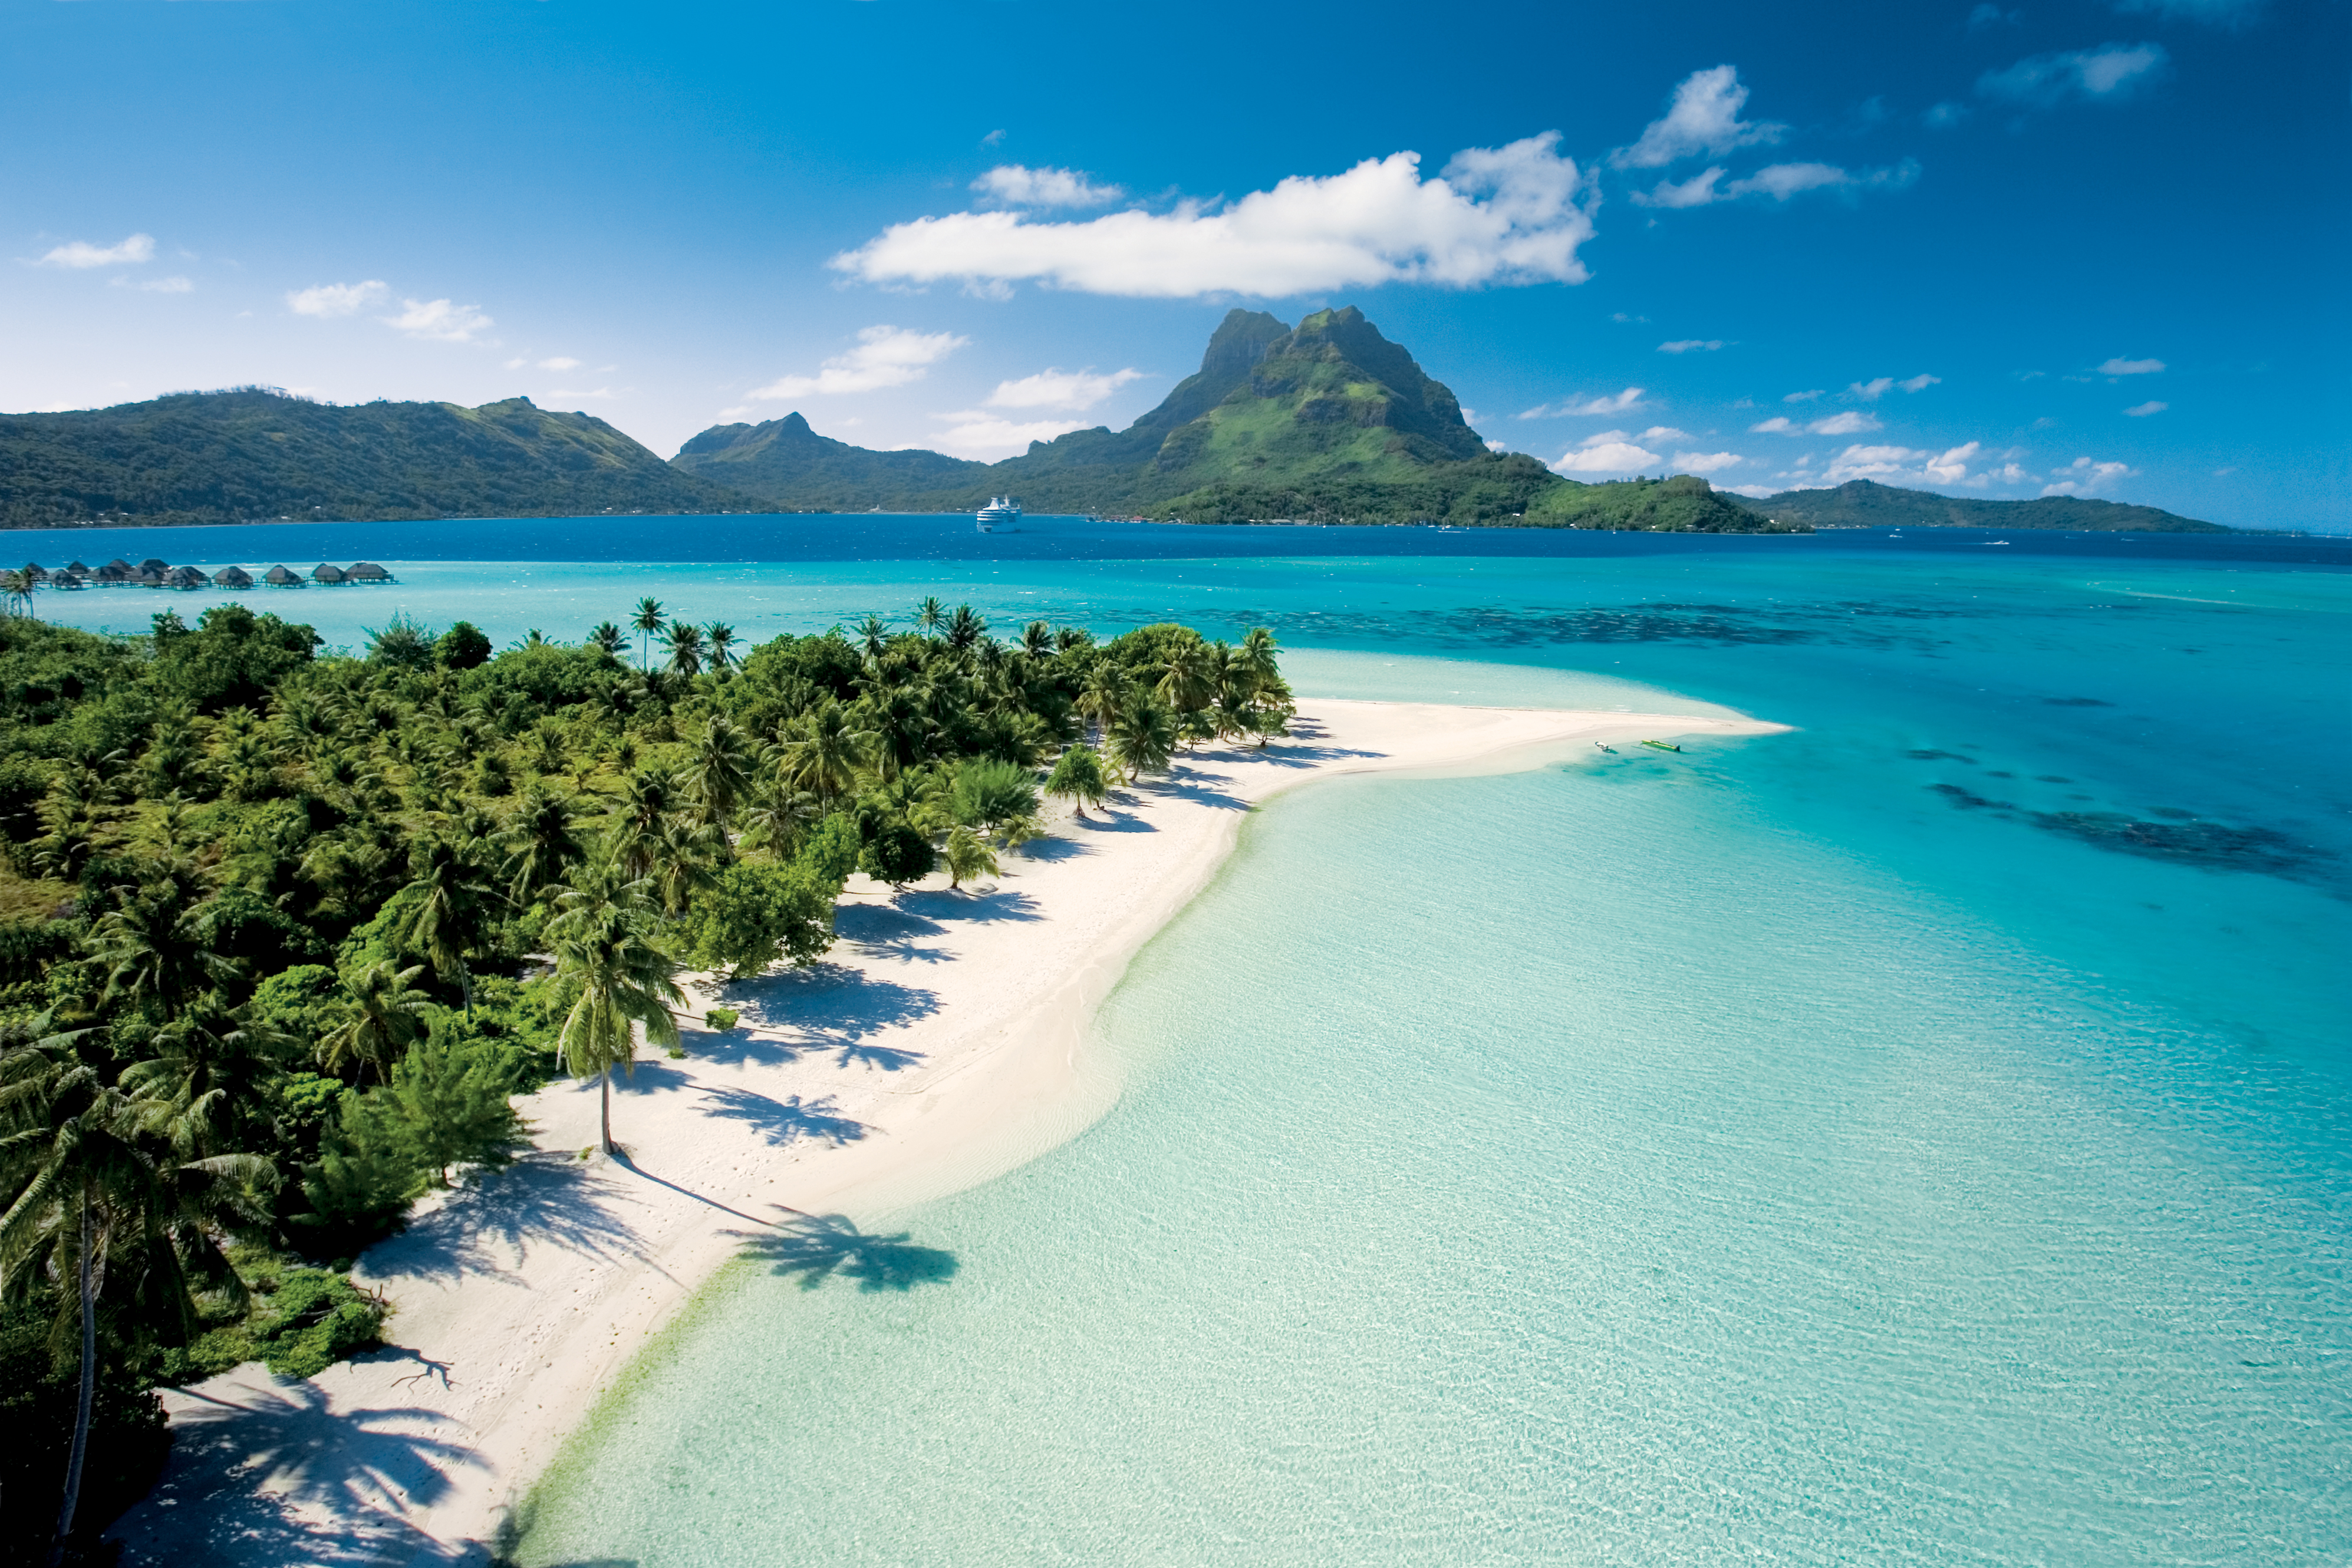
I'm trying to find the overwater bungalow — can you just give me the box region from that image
[263,565,302,587]
[52,571,87,591]
[65,561,89,575]
[166,566,210,589]
[213,565,255,589]
[133,567,166,588]
[311,562,347,585]
[137,558,169,574]
[97,559,133,585]
[22,565,48,584]
[346,561,393,583]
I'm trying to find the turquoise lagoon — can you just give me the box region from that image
[28,518,2351,1562]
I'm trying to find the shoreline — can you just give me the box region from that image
[108,697,1783,1567]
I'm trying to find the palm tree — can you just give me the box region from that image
[665,621,706,678]
[682,714,756,828]
[316,962,431,1084]
[0,1025,272,1566]
[704,622,738,673]
[588,620,626,658]
[647,814,726,917]
[1105,692,1177,782]
[1076,660,1133,743]
[1021,620,1054,659]
[1152,641,1217,715]
[914,597,947,638]
[90,870,235,1019]
[397,830,500,1017]
[773,700,871,802]
[547,868,682,1155]
[1,567,34,619]
[860,687,932,780]
[1236,626,1282,698]
[943,826,997,890]
[630,598,666,671]
[611,769,676,881]
[855,614,891,659]
[944,604,987,655]
[505,779,586,904]
[1045,744,1110,818]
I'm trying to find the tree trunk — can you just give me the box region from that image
[460,965,473,1021]
[600,1066,614,1154]
[51,1190,95,1568]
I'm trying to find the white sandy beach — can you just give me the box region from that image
[108,698,1778,1567]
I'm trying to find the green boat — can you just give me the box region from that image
[1640,740,1683,753]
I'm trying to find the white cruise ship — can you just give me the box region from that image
[976,496,1022,532]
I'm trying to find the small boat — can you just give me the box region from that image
[1593,742,1617,753]
[1640,740,1682,753]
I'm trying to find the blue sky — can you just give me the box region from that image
[3,0,2344,529]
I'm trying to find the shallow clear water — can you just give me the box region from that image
[35,517,2344,1562]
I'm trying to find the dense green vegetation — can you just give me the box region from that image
[1722,477,2228,533]
[670,307,1813,530]
[0,595,1290,1563]
[0,389,747,528]
[1521,473,1809,533]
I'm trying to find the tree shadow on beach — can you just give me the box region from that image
[732,1211,959,1293]
[693,1083,868,1149]
[1013,834,1090,861]
[898,886,1040,924]
[110,1377,483,1568]
[368,1152,648,1286]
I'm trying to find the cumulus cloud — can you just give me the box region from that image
[1659,339,1724,353]
[2124,400,2168,416]
[1612,66,1786,169]
[834,133,1597,298]
[973,165,1125,208]
[985,367,1147,412]
[1519,387,1647,419]
[1638,159,1919,206]
[930,414,1092,460]
[2100,355,2165,375]
[539,356,582,371]
[1725,484,1780,499]
[1639,426,1692,442]
[287,281,390,318]
[1672,450,1745,473]
[2043,456,2137,496]
[1849,377,1896,400]
[36,233,155,268]
[750,325,970,399]
[1808,411,1882,434]
[1899,373,1941,392]
[387,298,494,342]
[1750,416,1798,433]
[1554,430,1663,473]
[1979,43,2169,107]
[1783,389,1824,403]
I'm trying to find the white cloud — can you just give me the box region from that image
[973,165,1125,208]
[985,367,1146,411]
[1633,167,1727,209]
[1848,377,1896,400]
[1639,426,1692,442]
[288,280,389,318]
[386,298,493,342]
[1739,160,1920,200]
[1750,416,1798,433]
[930,414,1091,460]
[1783,389,1824,402]
[2124,400,2168,416]
[750,325,970,399]
[539,355,582,371]
[1520,387,1648,419]
[1810,440,2035,489]
[2100,355,2165,375]
[1725,483,1780,498]
[36,233,155,269]
[504,357,528,370]
[1979,43,2169,107]
[1672,450,1745,473]
[1658,338,1724,353]
[2042,456,2137,496]
[834,133,1597,298]
[120,275,192,294]
[1612,66,1786,169]
[1899,373,1941,392]
[1808,411,1882,434]
[1554,430,1663,473]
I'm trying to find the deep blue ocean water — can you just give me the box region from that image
[27,515,2346,1563]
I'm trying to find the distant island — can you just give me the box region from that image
[0,312,2228,533]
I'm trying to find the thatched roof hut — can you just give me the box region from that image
[22,565,48,584]
[97,559,133,585]
[138,558,169,573]
[346,561,393,582]
[53,571,86,590]
[311,562,347,584]
[213,565,255,589]
[134,567,166,588]
[166,566,209,589]
[65,561,89,575]
[263,565,302,586]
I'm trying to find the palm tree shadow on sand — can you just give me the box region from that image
[730,1211,959,1292]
